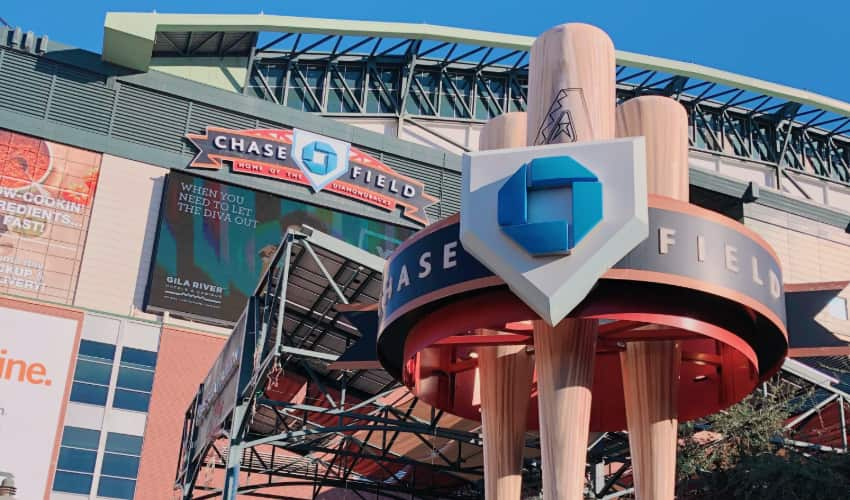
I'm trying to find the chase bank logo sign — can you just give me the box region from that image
[291,129,352,192]
[185,126,437,225]
[498,156,602,256]
[461,139,648,325]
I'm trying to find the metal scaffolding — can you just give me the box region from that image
[176,226,509,499]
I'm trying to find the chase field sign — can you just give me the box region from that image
[460,138,649,325]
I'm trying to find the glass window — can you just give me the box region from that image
[61,426,100,449]
[249,63,286,101]
[53,426,100,496]
[440,72,472,119]
[366,66,398,114]
[116,366,154,392]
[476,77,505,120]
[98,432,143,499]
[70,381,109,406]
[105,433,143,455]
[326,64,362,113]
[286,64,324,112]
[70,340,114,407]
[73,359,113,385]
[101,453,140,478]
[78,339,116,360]
[120,347,157,369]
[113,347,156,412]
[57,448,97,473]
[97,476,136,499]
[406,71,438,116]
[508,78,527,112]
[53,471,94,495]
[113,389,151,412]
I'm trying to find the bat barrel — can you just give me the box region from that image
[527,23,615,145]
[477,113,535,500]
[526,22,615,500]
[616,95,690,500]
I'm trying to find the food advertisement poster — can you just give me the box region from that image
[0,129,101,304]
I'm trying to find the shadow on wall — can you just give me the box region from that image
[150,57,249,93]
[36,48,137,81]
[133,174,166,315]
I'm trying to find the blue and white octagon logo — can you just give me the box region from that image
[292,128,352,192]
[461,139,648,325]
[497,156,602,256]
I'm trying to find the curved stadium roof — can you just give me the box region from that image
[103,13,850,117]
[101,13,850,190]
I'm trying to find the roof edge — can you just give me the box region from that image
[102,12,850,119]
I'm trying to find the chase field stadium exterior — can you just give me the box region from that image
[2,12,850,500]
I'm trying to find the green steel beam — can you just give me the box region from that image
[103,12,850,120]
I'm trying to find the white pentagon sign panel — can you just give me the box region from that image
[291,128,352,192]
[460,137,649,325]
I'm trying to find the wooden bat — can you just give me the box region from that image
[616,95,689,500]
[525,23,616,500]
[526,23,616,146]
[476,111,535,500]
[615,95,689,200]
[479,112,528,151]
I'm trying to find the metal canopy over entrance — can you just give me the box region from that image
[176,226,506,499]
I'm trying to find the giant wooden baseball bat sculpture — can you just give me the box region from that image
[477,112,535,500]
[616,95,689,500]
[526,23,615,500]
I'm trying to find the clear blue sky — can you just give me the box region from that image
[3,0,848,102]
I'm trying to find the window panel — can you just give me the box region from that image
[61,426,100,449]
[106,433,143,455]
[116,366,154,392]
[326,88,342,113]
[286,85,306,110]
[340,66,362,90]
[57,448,97,473]
[101,453,140,478]
[53,471,93,495]
[120,347,157,368]
[326,69,359,113]
[113,389,151,412]
[366,66,398,114]
[70,381,109,406]
[97,476,136,499]
[73,358,112,385]
[78,339,115,361]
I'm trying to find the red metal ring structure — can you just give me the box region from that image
[377,197,788,431]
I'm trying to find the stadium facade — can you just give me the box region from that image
[0,12,849,500]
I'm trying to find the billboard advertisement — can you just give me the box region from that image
[0,305,78,499]
[146,171,413,324]
[192,298,256,459]
[0,129,101,304]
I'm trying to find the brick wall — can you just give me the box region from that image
[135,327,224,500]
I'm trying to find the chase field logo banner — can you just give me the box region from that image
[186,127,437,226]
[460,138,648,325]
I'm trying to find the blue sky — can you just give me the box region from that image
[3,0,848,102]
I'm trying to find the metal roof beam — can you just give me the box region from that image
[256,32,293,53]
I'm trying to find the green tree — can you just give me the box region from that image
[676,384,850,499]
